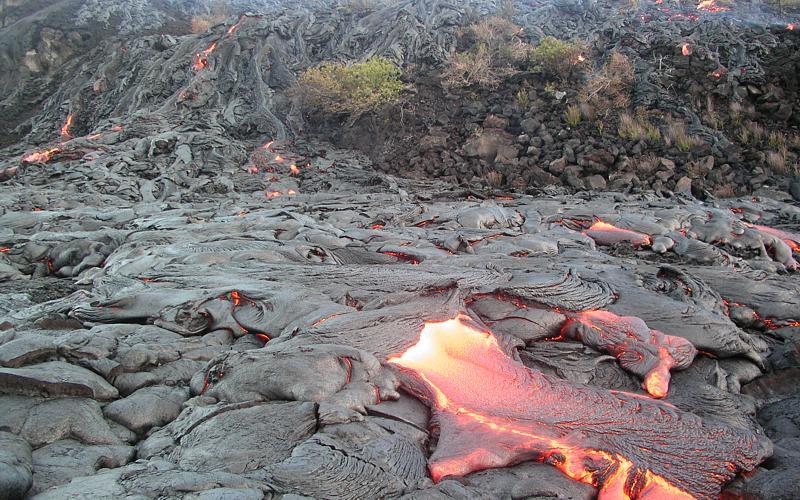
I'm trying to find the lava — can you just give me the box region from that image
[60,114,74,139]
[389,316,769,498]
[381,251,421,265]
[561,310,697,398]
[681,43,692,56]
[749,224,800,253]
[22,147,61,164]
[193,41,217,70]
[290,164,300,175]
[696,0,730,13]
[584,220,651,246]
[789,23,796,31]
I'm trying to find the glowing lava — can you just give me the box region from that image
[561,310,697,398]
[750,224,800,253]
[60,114,74,139]
[389,316,770,498]
[789,23,795,31]
[22,147,61,164]
[681,43,692,56]
[584,220,651,246]
[696,0,730,12]
[193,42,217,70]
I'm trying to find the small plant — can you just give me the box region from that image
[596,121,606,135]
[729,101,744,126]
[531,36,587,82]
[296,56,405,120]
[617,112,660,143]
[442,45,505,89]
[579,52,634,119]
[515,88,530,109]
[665,118,695,152]
[468,16,530,67]
[737,127,751,146]
[745,121,766,144]
[564,104,582,127]
[766,149,788,174]
[768,130,786,149]
[443,16,530,89]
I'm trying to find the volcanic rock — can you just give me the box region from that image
[0,361,118,400]
[103,385,190,434]
[0,432,33,500]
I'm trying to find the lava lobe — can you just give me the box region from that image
[389,316,770,499]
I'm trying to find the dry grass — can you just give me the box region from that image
[766,149,788,174]
[702,96,722,130]
[579,52,634,119]
[444,15,529,89]
[515,88,530,109]
[664,117,696,152]
[618,111,660,143]
[745,121,766,144]
[469,16,530,66]
[729,101,744,126]
[564,104,581,127]
[190,3,230,34]
[442,46,507,89]
[768,130,787,149]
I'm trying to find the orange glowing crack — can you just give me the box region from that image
[389,316,768,499]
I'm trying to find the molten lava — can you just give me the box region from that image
[389,316,770,498]
[681,43,692,56]
[60,114,74,139]
[584,220,651,246]
[561,310,697,398]
[22,147,61,164]
[193,42,217,70]
[750,224,800,254]
[696,0,730,12]
[789,23,796,31]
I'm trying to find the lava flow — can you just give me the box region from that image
[22,147,61,164]
[389,316,770,499]
[584,220,651,246]
[561,310,697,398]
[60,114,74,139]
[696,0,730,13]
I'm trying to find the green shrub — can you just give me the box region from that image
[296,56,405,119]
[531,36,586,82]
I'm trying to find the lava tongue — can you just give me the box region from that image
[389,316,770,499]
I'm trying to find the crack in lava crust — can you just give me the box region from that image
[388,316,771,499]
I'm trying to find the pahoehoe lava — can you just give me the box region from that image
[1,0,799,498]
